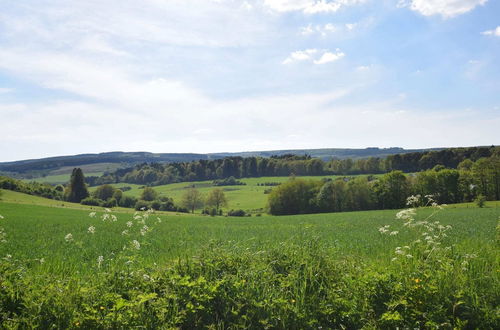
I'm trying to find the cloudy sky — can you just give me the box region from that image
[0,0,499,161]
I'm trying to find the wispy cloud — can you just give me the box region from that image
[399,0,488,18]
[264,0,365,14]
[313,51,345,64]
[283,49,344,64]
[300,23,337,36]
[481,26,500,36]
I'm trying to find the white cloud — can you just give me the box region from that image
[400,0,488,18]
[283,48,344,64]
[481,26,500,36]
[345,23,357,30]
[300,23,337,36]
[313,50,345,64]
[264,0,365,14]
[356,65,370,71]
[282,49,318,64]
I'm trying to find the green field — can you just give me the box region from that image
[20,162,124,184]
[0,199,498,272]
[93,175,378,212]
[0,191,498,328]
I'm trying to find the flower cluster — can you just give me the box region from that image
[65,233,74,242]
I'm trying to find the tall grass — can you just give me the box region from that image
[0,200,498,328]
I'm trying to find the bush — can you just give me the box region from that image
[213,176,246,186]
[175,206,189,213]
[209,208,217,216]
[80,197,102,206]
[150,200,161,210]
[119,195,138,208]
[101,198,117,208]
[135,200,151,211]
[227,209,246,217]
[475,194,486,208]
[93,184,115,201]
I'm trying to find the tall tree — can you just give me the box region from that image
[181,188,204,213]
[206,188,228,212]
[140,187,158,201]
[66,168,89,203]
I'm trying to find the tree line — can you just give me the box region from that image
[268,156,500,215]
[86,146,499,186]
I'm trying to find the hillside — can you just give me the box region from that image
[0,147,439,179]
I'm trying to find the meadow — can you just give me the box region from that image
[90,175,378,212]
[0,189,499,328]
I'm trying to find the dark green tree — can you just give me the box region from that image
[93,184,115,201]
[140,187,159,201]
[65,168,89,203]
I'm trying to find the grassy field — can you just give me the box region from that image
[20,162,123,184]
[0,199,498,272]
[0,191,498,328]
[22,172,103,184]
[93,175,378,212]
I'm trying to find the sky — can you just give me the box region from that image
[0,0,499,162]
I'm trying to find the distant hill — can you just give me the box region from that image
[0,147,441,179]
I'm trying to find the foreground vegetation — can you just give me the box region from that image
[0,195,498,328]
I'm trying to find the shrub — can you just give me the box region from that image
[135,200,151,211]
[227,209,246,217]
[475,194,486,208]
[119,195,138,208]
[80,197,102,206]
[150,200,161,210]
[101,198,117,208]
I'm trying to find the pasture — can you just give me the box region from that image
[91,175,379,212]
[0,191,498,328]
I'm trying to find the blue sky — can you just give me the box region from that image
[0,0,499,161]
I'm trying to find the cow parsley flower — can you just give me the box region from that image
[126,221,133,227]
[65,233,73,242]
[89,212,96,218]
[132,240,141,250]
[88,226,96,234]
[97,255,104,268]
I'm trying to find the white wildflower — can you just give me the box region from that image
[140,225,149,236]
[126,221,133,228]
[143,274,151,281]
[65,233,73,242]
[406,254,413,258]
[88,226,96,234]
[0,215,4,219]
[121,230,129,236]
[396,208,416,221]
[406,195,420,206]
[39,258,45,264]
[97,255,104,268]
[89,212,96,218]
[105,208,112,213]
[111,215,117,222]
[389,231,399,236]
[132,240,141,250]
